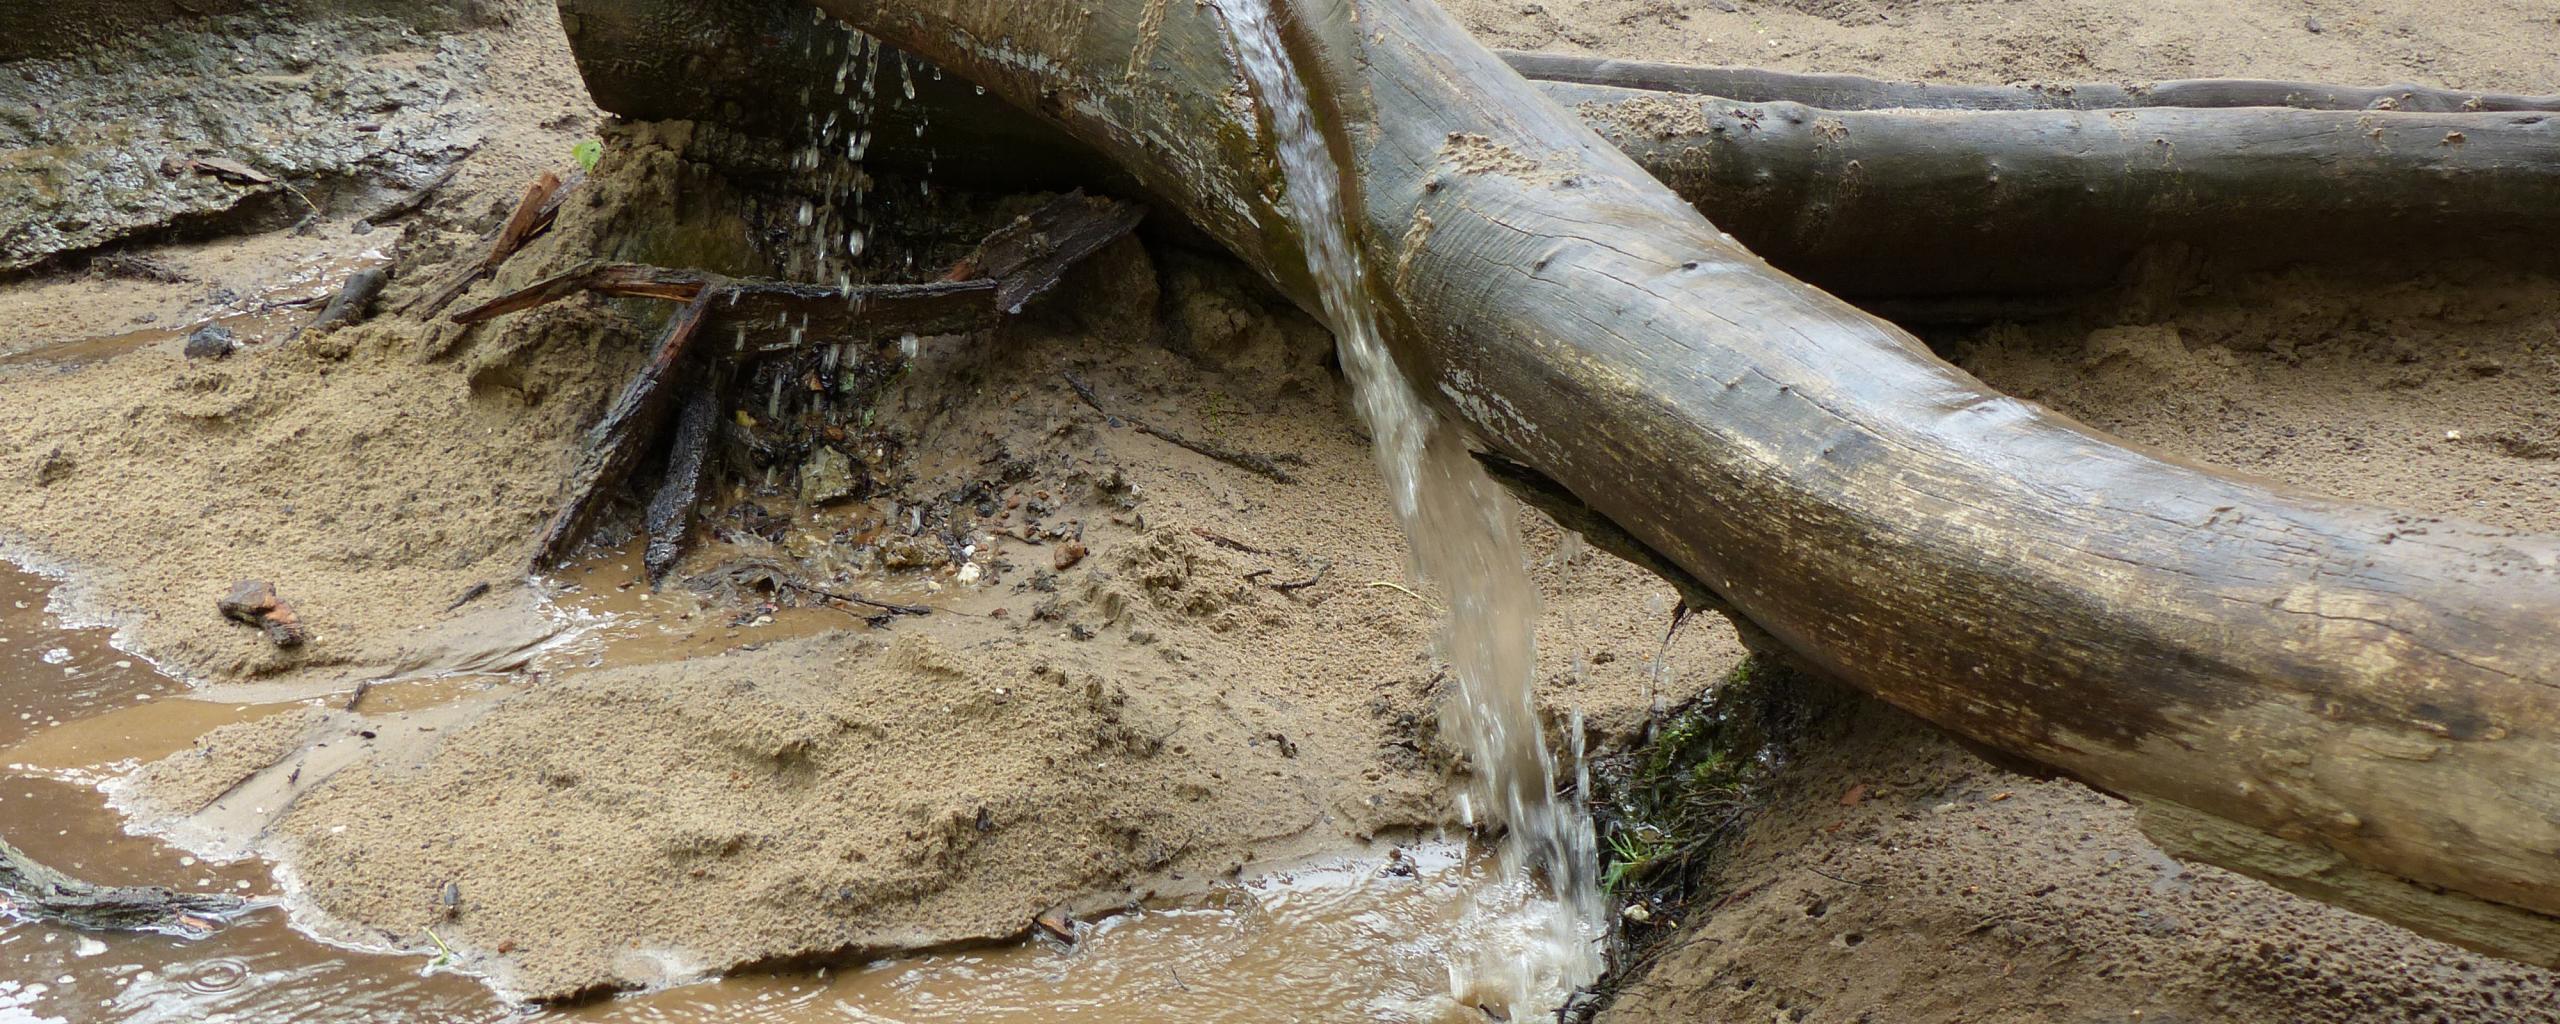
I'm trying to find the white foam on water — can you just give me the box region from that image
[1203,2,1605,1014]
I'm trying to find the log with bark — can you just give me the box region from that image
[754,0,2560,968]
[554,0,2560,300]
[2,837,245,936]
[1497,49,2560,113]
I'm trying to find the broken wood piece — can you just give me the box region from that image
[449,262,998,350]
[946,191,1150,313]
[643,387,718,586]
[449,262,712,323]
[217,579,307,647]
[531,288,715,567]
[184,156,273,186]
[2,837,245,936]
[1498,49,2560,113]
[409,169,577,318]
[309,266,390,333]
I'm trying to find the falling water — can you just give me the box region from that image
[1208,1,1604,1014]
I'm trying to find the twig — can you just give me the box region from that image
[443,581,492,613]
[1190,527,1271,555]
[1246,559,1329,593]
[775,578,931,616]
[1807,866,1872,888]
[1367,580,1426,601]
[1063,373,1299,483]
[409,170,574,318]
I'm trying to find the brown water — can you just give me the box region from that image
[0,562,508,1024]
[0,251,390,372]
[1206,0,1603,1013]
[1,555,1537,1023]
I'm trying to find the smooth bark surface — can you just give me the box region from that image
[1558,83,2560,295]
[795,0,2560,965]
[1500,49,2560,113]
[554,0,2560,298]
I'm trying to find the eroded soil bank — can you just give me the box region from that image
[4,0,2559,1020]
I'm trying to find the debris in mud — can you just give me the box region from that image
[690,557,929,617]
[1065,372,1303,483]
[310,267,392,333]
[445,581,494,612]
[183,324,238,360]
[413,170,578,318]
[1035,906,1078,943]
[32,447,75,487]
[217,579,309,647]
[89,253,191,284]
[465,192,1143,572]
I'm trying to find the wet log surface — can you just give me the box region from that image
[553,0,2560,298]
[1557,83,2560,295]
[795,0,2560,967]
[1,838,245,936]
[1498,49,2560,113]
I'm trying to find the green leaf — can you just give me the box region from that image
[571,139,603,173]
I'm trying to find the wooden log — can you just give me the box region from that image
[805,0,2560,965]
[550,1,2560,299]
[1556,83,2560,296]
[644,386,719,586]
[2,837,244,936]
[1498,50,2560,114]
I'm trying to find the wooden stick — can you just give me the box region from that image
[532,288,714,566]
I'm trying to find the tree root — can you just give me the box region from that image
[453,193,1143,570]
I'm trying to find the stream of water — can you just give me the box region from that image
[1208,1,1605,1014]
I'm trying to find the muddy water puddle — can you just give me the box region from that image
[1,556,1520,1022]
[0,250,390,372]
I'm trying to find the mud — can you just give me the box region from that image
[5,0,2558,1019]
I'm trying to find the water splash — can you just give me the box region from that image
[1206,1,1603,1014]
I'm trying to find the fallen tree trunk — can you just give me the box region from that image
[554,1,2560,299]
[797,0,2560,965]
[1555,83,2560,296]
[1499,49,2560,113]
